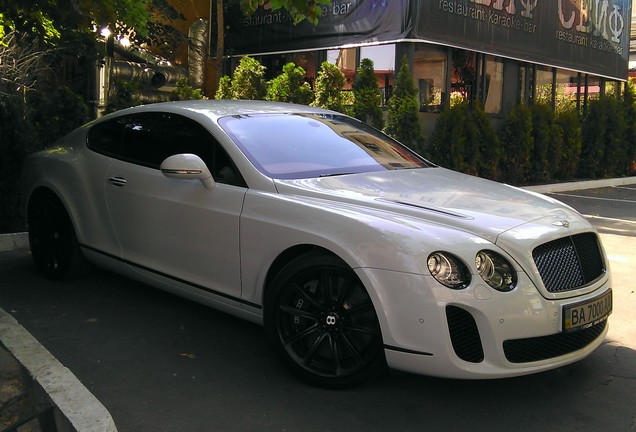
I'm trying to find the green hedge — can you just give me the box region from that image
[0,88,90,233]
[431,96,636,184]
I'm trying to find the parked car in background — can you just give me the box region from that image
[21,100,612,387]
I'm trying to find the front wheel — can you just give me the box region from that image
[264,251,386,387]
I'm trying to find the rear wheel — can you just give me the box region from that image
[265,251,386,387]
[27,190,87,280]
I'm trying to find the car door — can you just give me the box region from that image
[104,112,247,298]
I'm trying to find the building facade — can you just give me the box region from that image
[220,0,631,131]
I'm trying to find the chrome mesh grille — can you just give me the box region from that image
[532,233,605,293]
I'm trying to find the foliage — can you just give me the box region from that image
[385,57,423,153]
[0,98,29,232]
[0,31,56,97]
[230,56,267,100]
[105,79,142,113]
[240,0,332,25]
[26,86,91,146]
[580,96,627,178]
[266,62,314,105]
[0,87,90,232]
[529,103,561,183]
[170,78,207,101]
[311,62,346,113]
[0,0,152,47]
[215,76,233,100]
[500,103,533,184]
[623,81,636,165]
[554,107,581,180]
[352,58,384,130]
[428,102,499,178]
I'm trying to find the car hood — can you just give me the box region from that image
[274,167,586,244]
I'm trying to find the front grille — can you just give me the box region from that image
[532,233,605,293]
[446,306,484,363]
[503,320,606,363]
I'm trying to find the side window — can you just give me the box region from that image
[86,118,126,157]
[120,112,246,187]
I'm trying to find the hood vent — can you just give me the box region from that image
[377,198,472,220]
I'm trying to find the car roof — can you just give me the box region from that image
[99,100,336,123]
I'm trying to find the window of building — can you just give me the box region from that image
[554,69,579,112]
[450,49,477,107]
[360,44,396,104]
[327,47,357,89]
[586,76,602,100]
[534,65,554,106]
[413,44,447,112]
[482,56,504,114]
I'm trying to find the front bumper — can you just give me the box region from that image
[355,267,611,379]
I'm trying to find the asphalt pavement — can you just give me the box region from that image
[1,176,635,432]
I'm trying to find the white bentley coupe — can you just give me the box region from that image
[21,100,612,387]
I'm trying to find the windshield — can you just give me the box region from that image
[219,113,431,179]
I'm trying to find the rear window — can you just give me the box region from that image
[219,113,430,179]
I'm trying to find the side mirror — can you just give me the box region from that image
[160,153,215,189]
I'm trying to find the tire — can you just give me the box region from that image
[27,190,87,280]
[265,251,386,388]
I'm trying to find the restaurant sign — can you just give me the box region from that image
[414,0,631,80]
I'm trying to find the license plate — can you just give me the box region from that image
[562,289,612,333]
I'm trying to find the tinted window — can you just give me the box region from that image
[87,118,125,157]
[219,113,430,179]
[89,112,245,187]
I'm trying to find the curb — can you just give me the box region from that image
[0,232,29,252]
[0,308,118,432]
[521,176,636,194]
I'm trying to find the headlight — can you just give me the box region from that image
[427,252,471,289]
[475,251,516,292]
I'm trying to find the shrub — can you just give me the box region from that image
[529,103,561,183]
[170,78,206,101]
[385,56,424,153]
[1,87,90,232]
[581,96,627,178]
[554,107,581,180]
[311,62,346,112]
[429,102,500,178]
[230,56,266,100]
[106,79,142,113]
[352,58,384,130]
[500,103,533,184]
[215,76,233,100]
[0,97,33,232]
[266,62,314,105]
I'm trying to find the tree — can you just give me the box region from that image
[311,62,346,112]
[429,102,499,178]
[170,78,207,101]
[215,76,233,99]
[230,56,266,100]
[266,62,313,104]
[240,0,332,25]
[500,103,534,184]
[385,57,423,152]
[0,0,152,46]
[352,58,384,129]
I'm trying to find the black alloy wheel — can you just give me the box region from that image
[265,251,386,387]
[27,190,86,280]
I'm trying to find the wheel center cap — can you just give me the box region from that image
[325,313,338,326]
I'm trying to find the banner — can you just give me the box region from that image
[223,0,412,56]
[414,0,630,80]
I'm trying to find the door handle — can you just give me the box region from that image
[108,176,127,187]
